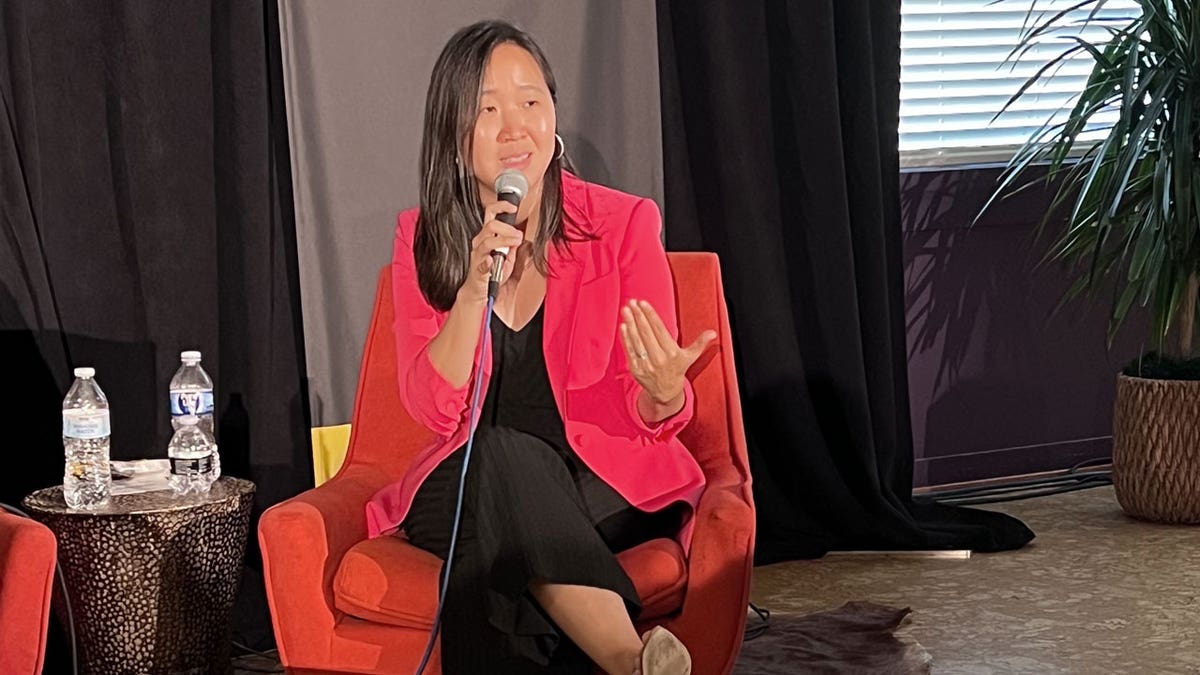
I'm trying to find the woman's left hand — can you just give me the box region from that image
[619,299,717,405]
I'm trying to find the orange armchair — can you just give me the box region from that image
[259,253,755,674]
[0,511,57,675]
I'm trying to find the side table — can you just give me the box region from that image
[23,477,255,675]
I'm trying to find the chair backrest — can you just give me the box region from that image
[0,512,57,675]
[342,264,434,475]
[668,253,751,489]
[342,254,751,491]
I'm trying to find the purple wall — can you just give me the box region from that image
[902,168,1148,487]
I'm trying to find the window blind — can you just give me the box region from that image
[900,0,1142,168]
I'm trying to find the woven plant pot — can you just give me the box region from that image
[1112,374,1200,523]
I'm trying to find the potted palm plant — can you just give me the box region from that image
[984,0,1200,522]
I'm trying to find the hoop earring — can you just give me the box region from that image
[554,134,565,161]
[455,156,468,186]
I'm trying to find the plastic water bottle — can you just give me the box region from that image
[167,420,216,495]
[62,367,111,510]
[169,351,220,479]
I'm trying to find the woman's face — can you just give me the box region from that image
[470,43,556,221]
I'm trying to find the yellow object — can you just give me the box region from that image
[311,424,352,486]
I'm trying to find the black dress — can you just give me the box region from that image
[402,304,683,674]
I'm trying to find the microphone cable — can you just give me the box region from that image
[413,293,496,675]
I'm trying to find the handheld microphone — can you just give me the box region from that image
[488,169,529,299]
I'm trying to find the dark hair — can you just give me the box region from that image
[414,20,579,311]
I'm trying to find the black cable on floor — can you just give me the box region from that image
[927,471,1111,498]
[916,457,1113,506]
[1068,457,1112,472]
[230,638,283,672]
[233,640,279,657]
[744,601,771,641]
[938,478,1112,506]
[229,661,284,674]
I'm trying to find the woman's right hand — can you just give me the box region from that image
[459,200,523,303]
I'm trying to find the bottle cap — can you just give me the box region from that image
[74,367,95,378]
[181,350,202,362]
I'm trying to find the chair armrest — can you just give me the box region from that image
[258,464,392,665]
[0,514,57,675]
[667,485,755,675]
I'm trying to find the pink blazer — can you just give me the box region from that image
[365,172,706,545]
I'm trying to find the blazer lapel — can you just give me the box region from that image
[545,229,585,411]
[545,171,605,409]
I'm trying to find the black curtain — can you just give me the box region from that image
[1,0,309,652]
[657,0,1034,563]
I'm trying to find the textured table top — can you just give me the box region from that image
[23,476,255,516]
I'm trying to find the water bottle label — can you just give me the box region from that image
[63,411,110,439]
[171,391,214,417]
[170,455,213,476]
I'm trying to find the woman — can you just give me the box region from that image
[365,20,715,675]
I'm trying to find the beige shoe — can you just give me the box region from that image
[639,626,692,675]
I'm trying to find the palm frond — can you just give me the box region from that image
[981,0,1200,354]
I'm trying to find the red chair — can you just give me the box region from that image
[0,511,57,675]
[259,254,755,674]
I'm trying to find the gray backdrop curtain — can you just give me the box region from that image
[279,0,665,425]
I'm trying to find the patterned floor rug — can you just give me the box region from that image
[734,601,933,674]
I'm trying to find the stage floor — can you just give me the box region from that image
[752,485,1200,674]
[234,484,1196,674]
